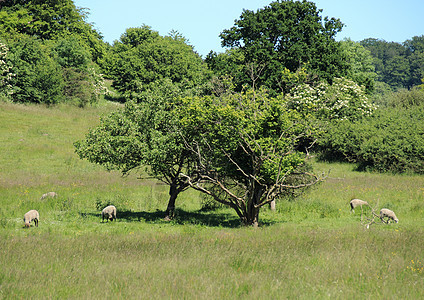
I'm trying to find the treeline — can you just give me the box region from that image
[1,0,423,104]
[361,37,424,91]
[0,0,108,106]
[1,0,424,182]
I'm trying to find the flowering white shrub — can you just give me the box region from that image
[0,42,15,97]
[286,77,377,121]
[88,66,108,100]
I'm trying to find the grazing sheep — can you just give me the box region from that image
[24,210,39,228]
[349,199,369,212]
[102,205,117,222]
[380,208,399,223]
[40,192,58,200]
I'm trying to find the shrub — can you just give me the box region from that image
[0,41,14,100]
[286,77,377,121]
[8,36,63,104]
[319,106,424,174]
[386,87,424,108]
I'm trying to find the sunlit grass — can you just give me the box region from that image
[1,101,424,298]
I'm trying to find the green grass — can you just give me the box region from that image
[1,101,424,299]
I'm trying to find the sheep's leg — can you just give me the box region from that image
[35,219,38,227]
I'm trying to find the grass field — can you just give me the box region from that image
[1,101,423,299]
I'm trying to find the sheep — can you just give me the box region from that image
[102,205,117,222]
[40,192,58,200]
[349,199,369,213]
[380,208,399,223]
[24,210,39,228]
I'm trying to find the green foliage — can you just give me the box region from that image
[205,48,248,92]
[361,36,424,90]
[53,36,107,107]
[105,26,210,100]
[320,105,424,174]
[75,78,196,177]
[61,67,102,107]
[53,36,92,70]
[0,1,108,106]
[218,0,348,93]
[286,77,377,121]
[340,38,376,93]
[0,0,106,63]
[384,87,424,108]
[0,8,32,37]
[8,36,64,104]
[179,88,320,225]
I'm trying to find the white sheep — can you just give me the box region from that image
[40,192,58,200]
[24,210,39,228]
[380,208,399,223]
[102,205,117,222]
[349,199,369,213]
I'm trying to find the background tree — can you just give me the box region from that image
[178,88,322,226]
[361,36,424,91]
[105,25,211,101]
[286,77,377,121]
[7,36,64,104]
[404,35,424,88]
[216,0,348,94]
[0,0,106,63]
[75,79,200,219]
[339,39,376,94]
[205,48,247,93]
[53,35,106,106]
[0,0,108,105]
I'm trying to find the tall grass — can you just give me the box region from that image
[1,101,423,299]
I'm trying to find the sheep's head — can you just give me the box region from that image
[24,222,30,228]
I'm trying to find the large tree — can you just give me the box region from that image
[360,36,424,90]
[105,25,210,100]
[213,0,348,94]
[339,39,376,94]
[74,79,200,219]
[0,0,106,63]
[178,88,323,226]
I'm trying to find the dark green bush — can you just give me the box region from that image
[386,87,424,108]
[53,36,92,71]
[8,36,64,104]
[319,106,424,174]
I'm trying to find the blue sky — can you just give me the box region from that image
[74,0,424,57]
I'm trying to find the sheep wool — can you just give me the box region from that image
[24,210,39,228]
[102,205,117,222]
[349,199,369,212]
[380,208,399,223]
[40,192,58,200]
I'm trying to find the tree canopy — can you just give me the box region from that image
[178,88,322,226]
[0,0,108,105]
[0,0,106,62]
[104,25,211,101]
[75,79,201,219]
[361,36,424,90]
[210,0,348,94]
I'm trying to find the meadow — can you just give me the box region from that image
[0,101,423,299]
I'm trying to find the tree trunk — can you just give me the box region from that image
[245,185,262,227]
[244,206,259,227]
[164,183,178,221]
